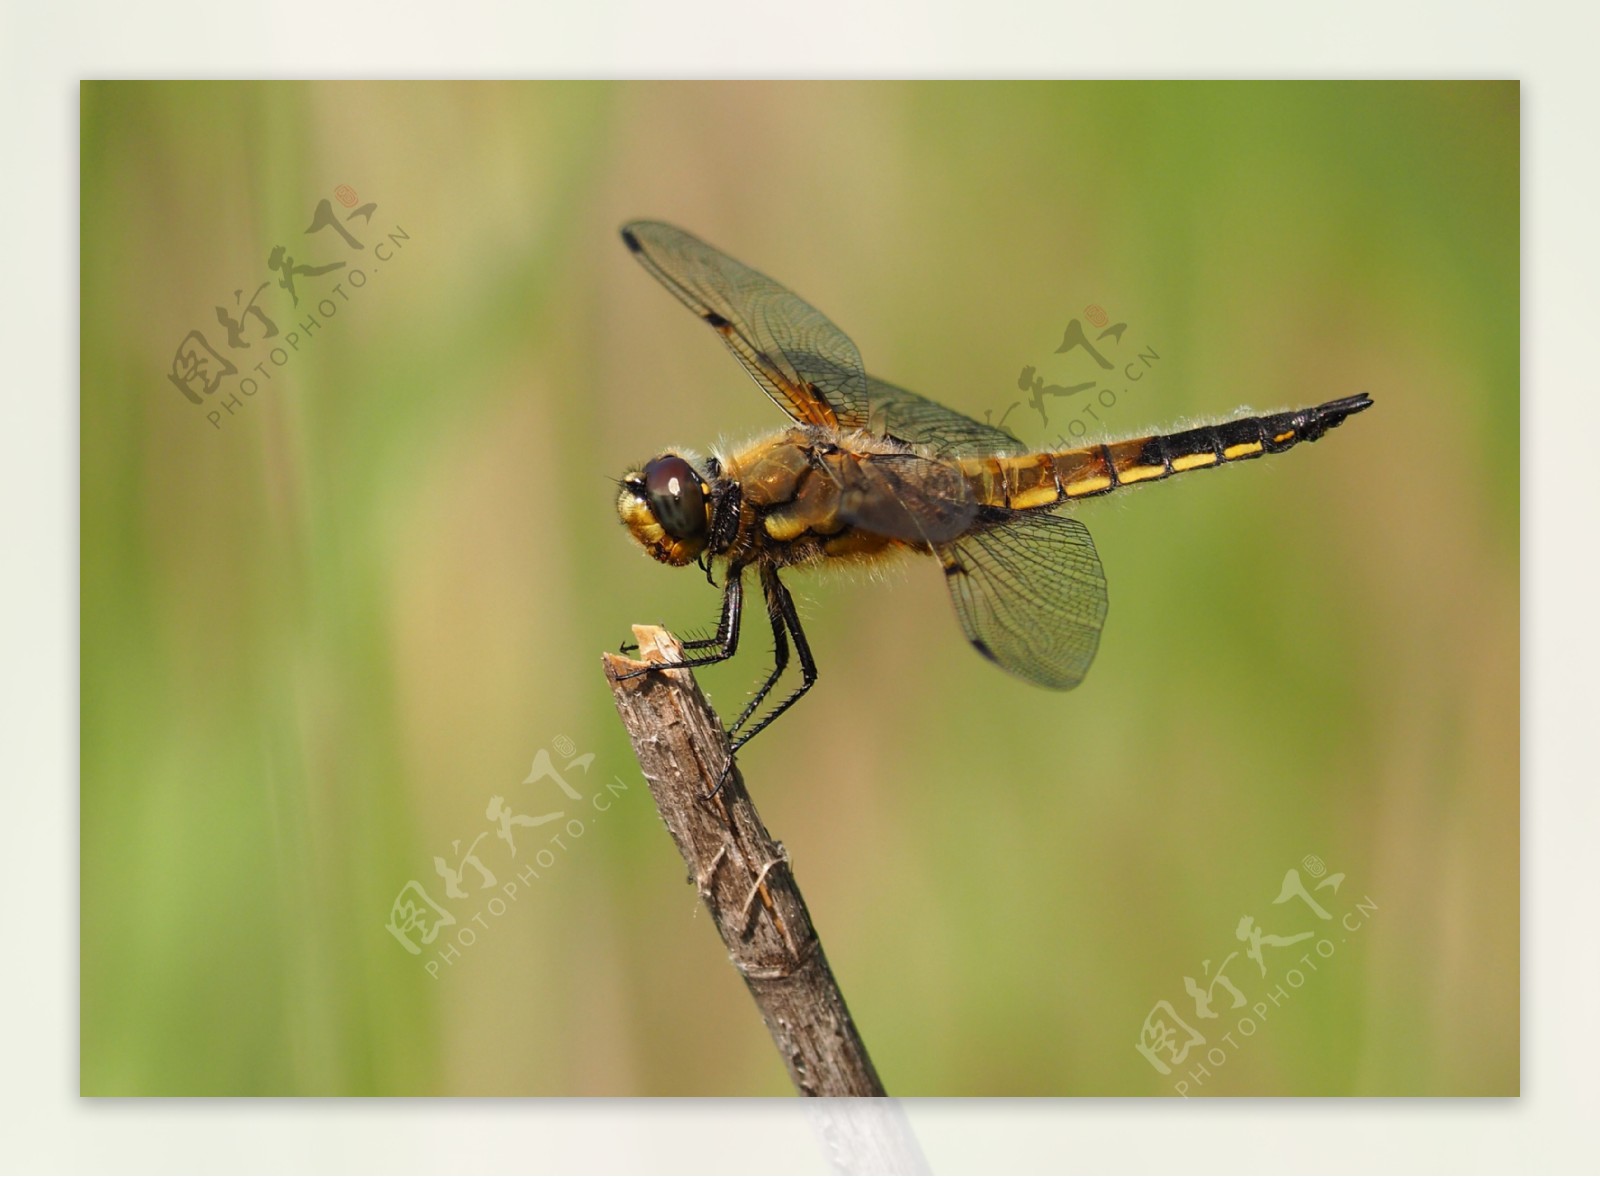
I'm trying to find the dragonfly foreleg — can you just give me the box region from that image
[616,571,743,678]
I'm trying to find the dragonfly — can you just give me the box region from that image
[614,220,1371,765]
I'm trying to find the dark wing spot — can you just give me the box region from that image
[621,228,643,253]
[704,311,732,330]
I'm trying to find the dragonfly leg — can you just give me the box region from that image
[703,569,816,801]
[621,619,719,655]
[729,567,816,753]
[616,572,743,678]
[727,596,791,736]
[703,573,804,801]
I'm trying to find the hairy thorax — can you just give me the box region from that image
[718,426,912,570]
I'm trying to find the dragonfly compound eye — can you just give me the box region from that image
[643,455,708,542]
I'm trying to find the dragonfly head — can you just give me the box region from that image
[617,453,711,567]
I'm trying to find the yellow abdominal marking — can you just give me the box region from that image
[1118,465,1166,484]
[1010,484,1059,509]
[1170,452,1218,472]
[1067,474,1114,496]
[1273,431,1295,444]
[1223,441,1263,459]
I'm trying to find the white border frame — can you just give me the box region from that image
[10,2,1593,1171]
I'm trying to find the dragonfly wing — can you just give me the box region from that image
[937,510,1108,689]
[622,221,869,429]
[863,375,1026,457]
[622,222,1022,456]
[835,452,979,546]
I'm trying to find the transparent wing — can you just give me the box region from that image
[621,221,868,428]
[937,510,1108,690]
[862,375,1026,457]
[623,221,1027,458]
[835,452,979,547]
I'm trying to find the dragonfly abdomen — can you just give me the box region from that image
[960,394,1372,509]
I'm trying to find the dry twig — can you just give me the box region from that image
[602,625,885,1098]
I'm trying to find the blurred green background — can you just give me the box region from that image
[81,81,1518,1096]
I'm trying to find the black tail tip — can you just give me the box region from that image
[1322,392,1373,419]
[1305,393,1373,440]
